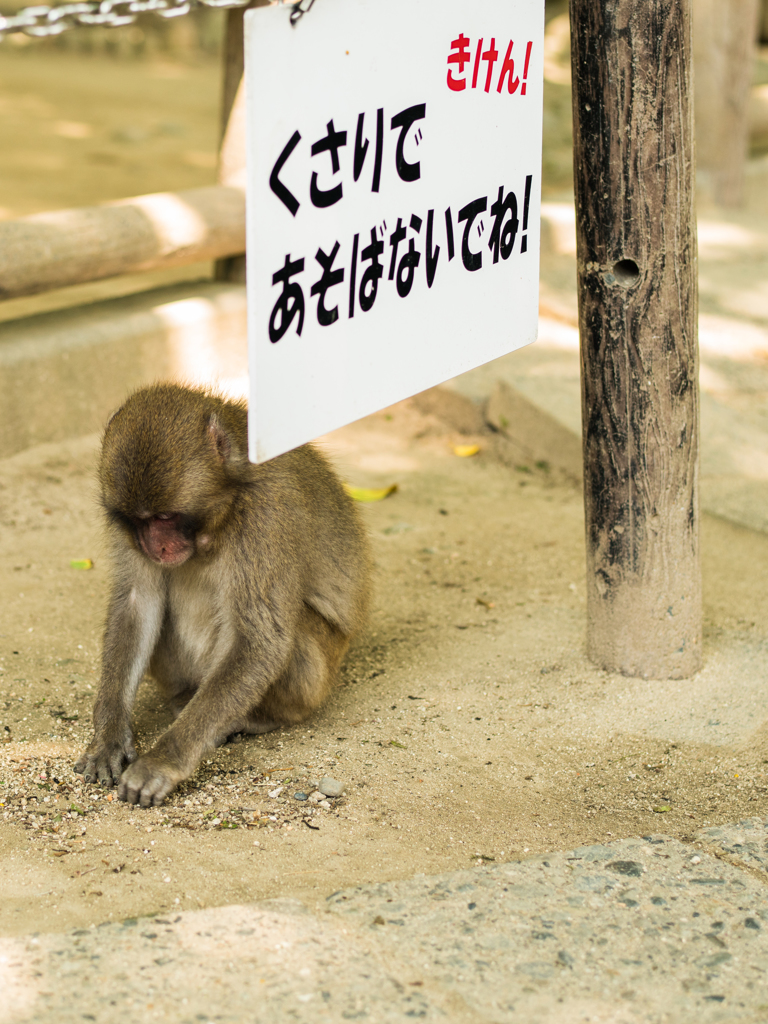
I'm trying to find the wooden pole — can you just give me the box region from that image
[569,0,702,679]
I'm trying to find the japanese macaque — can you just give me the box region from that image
[75,384,371,806]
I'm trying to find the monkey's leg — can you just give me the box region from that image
[75,580,164,788]
[214,607,347,742]
[116,607,348,807]
[222,718,279,739]
[168,687,198,719]
[116,624,298,806]
[251,603,349,730]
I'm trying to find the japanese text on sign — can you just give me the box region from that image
[267,101,534,342]
[246,0,544,462]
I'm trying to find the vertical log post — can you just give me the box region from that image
[569,1,702,679]
[215,1,269,282]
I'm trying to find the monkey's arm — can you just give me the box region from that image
[117,612,294,806]
[75,579,165,786]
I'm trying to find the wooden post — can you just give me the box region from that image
[215,1,270,282]
[569,1,702,679]
[693,0,759,207]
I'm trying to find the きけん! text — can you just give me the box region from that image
[447,35,534,95]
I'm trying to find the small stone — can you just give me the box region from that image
[306,778,319,791]
[319,800,332,810]
[319,777,345,798]
[294,792,309,801]
[607,861,643,878]
[308,792,324,804]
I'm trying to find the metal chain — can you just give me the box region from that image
[0,0,302,39]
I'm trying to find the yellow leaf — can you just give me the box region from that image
[453,444,480,458]
[69,559,93,570]
[344,483,398,503]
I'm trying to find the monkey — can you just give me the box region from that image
[74,383,371,807]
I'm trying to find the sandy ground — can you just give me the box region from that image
[2,394,768,939]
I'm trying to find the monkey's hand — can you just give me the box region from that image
[74,731,137,788]
[118,754,183,807]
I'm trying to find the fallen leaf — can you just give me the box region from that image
[453,444,480,457]
[652,805,671,813]
[344,483,398,502]
[69,559,93,570]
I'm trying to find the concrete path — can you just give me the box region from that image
[2,822,767,1023]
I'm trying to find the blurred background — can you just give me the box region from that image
[4,0,768,215]
[0,2,225,217]
[3,0,768,483]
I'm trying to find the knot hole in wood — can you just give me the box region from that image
[609,258,641,287]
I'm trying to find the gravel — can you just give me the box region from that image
[695,818,768,873]
[0,751,344,845]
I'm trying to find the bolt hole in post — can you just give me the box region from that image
[609,258,641,287]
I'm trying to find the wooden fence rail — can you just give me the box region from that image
[0,184,246,300]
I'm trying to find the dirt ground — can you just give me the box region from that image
[2,19,768,946]
[2,395,768,939]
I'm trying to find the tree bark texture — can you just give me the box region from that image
[570,0,702,679]
[693,0,759,207]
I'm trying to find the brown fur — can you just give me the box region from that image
[74,384,371,806]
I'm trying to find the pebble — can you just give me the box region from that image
[308,792,324,804]
[319,777,345,798]
[293,792,308,801]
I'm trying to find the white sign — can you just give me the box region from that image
[245,0,544,463]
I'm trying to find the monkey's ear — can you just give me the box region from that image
[207,414,233,463]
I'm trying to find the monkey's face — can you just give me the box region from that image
[129,513,197,566]
[99,386,241,568]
